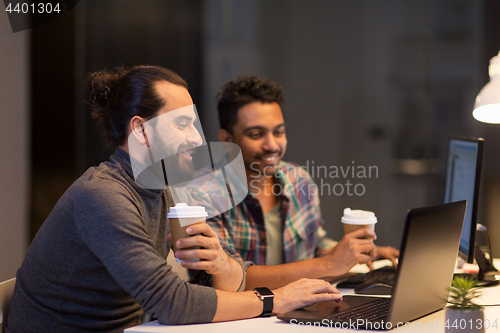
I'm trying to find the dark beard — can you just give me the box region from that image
[146,120,196,187]
[163,153,195,187]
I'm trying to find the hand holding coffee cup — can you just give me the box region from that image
[340,207,378,264]
[168,204,238,280]
[167,203,208,262]
[341,208,377,236]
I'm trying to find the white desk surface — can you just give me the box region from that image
[125,259,500,332]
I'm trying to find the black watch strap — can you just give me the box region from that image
[254,287,274,317]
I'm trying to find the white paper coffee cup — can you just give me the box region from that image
[341,208,377,235]
[168,203,208,262]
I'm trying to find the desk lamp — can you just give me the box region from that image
[473,51,500,123]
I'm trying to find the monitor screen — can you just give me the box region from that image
[443,136,484,264]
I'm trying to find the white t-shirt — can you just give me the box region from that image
[264,202,284,265]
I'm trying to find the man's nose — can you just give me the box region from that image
[262,133,279,152]
[187,124,203,147]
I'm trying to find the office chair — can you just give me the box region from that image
[0,278,16,333]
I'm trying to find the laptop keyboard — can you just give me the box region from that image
[336,266,396,288]
[326,297,390,322]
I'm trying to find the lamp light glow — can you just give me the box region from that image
[473,51,500,124]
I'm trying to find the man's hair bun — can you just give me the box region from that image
[85,70,120,110]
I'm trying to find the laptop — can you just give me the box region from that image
[277,201,466,330]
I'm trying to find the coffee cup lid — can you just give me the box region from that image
[341,208,377,224]
[167,203,208,218]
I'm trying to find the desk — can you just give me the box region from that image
[125,260,500,332]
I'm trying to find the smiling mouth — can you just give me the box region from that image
[179,150,194,162]
[258,154,279,163]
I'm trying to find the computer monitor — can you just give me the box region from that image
[443,136,484,264]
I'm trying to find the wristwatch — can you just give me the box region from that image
[254,287,274,317]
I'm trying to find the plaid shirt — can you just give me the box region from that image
[189,161,336,268]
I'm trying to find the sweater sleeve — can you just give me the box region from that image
[74,179,217,325]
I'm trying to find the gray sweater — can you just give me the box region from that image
[6,149,217,333]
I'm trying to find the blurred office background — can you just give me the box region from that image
[1,0,500,281]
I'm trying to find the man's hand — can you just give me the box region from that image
[213,278,342,322]
[168,223,243,291]
[272,278,343,314]
[323,228,377,276]
[366,245,400,270]
[168,223,231,275]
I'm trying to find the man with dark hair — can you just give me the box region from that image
[190,76,399,290]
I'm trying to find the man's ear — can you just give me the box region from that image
[218,129,233,142]
[130,116,148,145]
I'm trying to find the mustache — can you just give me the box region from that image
[177,143,197,153]
[256,149,281,158]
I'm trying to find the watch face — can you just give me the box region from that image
[255,287,274,296]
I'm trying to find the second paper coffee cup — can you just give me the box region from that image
[341,208,377,235]
[167,203,208,262]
